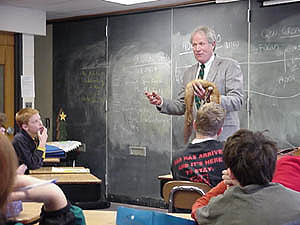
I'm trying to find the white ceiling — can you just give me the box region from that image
[0,0,209,21]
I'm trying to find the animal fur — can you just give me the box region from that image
[184,79,220,144]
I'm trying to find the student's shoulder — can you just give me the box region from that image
[12,131,27,142]
[171,147,187,161]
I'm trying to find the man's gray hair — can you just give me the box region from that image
[190,26,217,50]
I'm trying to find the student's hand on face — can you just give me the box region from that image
[222,169,240,188]
[38,127,48,147]
[144,91,162,106]
[192,81,205,100]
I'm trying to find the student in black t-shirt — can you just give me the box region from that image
[171,102,226,187]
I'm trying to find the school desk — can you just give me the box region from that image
[42,157,61,167]
[158,174,173,198]
[30,173,102,204]
[43,157,60,163]
[29,166,89,174]
[8,202,42,224]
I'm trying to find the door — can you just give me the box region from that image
[0,31,15,139]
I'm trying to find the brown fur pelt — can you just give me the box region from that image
[184,79,221,144]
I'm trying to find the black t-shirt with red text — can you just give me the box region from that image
[171,140,226,187]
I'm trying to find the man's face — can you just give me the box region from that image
[22,113,43,137]
[192,31,215,64]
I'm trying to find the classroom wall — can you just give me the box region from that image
[46,0,300,207]
[0,5,47,111]
[34,25,53,141]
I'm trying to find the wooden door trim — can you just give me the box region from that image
[0,32,14,138]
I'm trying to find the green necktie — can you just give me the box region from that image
[195,64,205,110]
[198,63,205,79]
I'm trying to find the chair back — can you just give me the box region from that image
[162,181,211,212]
[278,147,300,159]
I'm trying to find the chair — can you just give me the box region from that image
[162,180,211,213]
[277,147,300,161]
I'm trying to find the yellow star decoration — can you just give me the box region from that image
[59,112,67,121]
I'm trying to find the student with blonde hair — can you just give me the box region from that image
[12,108,48,170]
[171,102,226,187]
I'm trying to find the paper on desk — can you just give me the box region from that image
[51,167,90,173]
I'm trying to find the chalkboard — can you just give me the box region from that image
[53,18,107,181]
[52,0,300,206]
[172,1,249,150]
[107,10,172,199]
[249,1,300,148]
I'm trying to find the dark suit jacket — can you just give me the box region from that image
[160,55,244,141]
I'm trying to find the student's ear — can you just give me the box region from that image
[22,124,28,131]
[217,127,223,136]
[228,168,235,180]
[227,168,240,186]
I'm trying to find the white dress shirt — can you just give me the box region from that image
[195,54,215,80]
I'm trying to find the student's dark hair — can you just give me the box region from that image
[223,129,278,186]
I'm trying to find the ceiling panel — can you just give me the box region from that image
[0,0,211,20]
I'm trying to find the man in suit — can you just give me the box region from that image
[145,26,244,141]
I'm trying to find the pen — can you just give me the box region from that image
[16,179,57,191]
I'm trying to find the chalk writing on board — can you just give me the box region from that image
[109,46,171,149]
[76,66,106,105]
[261,25,300,40]
[248,90,300,99]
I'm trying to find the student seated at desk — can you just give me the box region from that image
[191,153,300,214]
[12,108,48,170]
[171,102,226,187]
[192,129,300,225]
[0,133,86,225]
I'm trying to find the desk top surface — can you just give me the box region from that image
[158,174,173,180]
[43,158,60,163]
[29,167,89,174]
[8,202,42,224]
[30,173,102,184]
[84,210,116,225]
